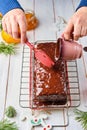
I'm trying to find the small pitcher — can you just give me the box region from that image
[57,38,82,60]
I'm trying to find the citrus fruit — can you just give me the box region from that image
[1,30,20,44]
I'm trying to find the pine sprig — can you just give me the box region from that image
[0,42,16,55]
[0,119,18,130]
[5,106,17,118]
[0,16,2,20]
[74,109,87,130]
[0,23,2,31]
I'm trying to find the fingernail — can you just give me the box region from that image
[63,34,70,40]
[74,36,79,41]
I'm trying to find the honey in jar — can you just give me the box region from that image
[25,10,39,31]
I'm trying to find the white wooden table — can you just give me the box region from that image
[0,0,87,130]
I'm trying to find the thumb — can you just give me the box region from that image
[62,20,74,40]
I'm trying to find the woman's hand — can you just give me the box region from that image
[63,7,87,41]
[2,8,27,43]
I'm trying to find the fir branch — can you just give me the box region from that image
[0,23,2,31]
[0,42,16,55]
[0,17,2,20]
[5,106,17,118]
[0,119,18,130]
[74,109,87,130]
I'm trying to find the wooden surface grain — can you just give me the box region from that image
[0,0,87,130]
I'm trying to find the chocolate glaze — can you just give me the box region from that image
[33,42,67,107]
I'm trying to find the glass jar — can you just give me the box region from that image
[25,10,39,31]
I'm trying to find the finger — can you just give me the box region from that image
[63,20,74,40]
[10,16,19,38]
[5,20,12,35]
[81,26,87,37]
[2,19,7,32]
[73,22,82,40]
[18,16,27,43]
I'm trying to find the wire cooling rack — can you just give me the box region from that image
[19,44,80,108]
[19,43,80,127]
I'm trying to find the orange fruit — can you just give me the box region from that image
[0,13,2,18]
[25,11,39,30]
[1,30,20,44]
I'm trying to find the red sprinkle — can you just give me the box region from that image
[43,128,46,130]
[34,119,37,122]
[47,125,50,128]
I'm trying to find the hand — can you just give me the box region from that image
[2,9,27,43]
[63,7,87,41]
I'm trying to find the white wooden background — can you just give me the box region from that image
[0,0,87,130]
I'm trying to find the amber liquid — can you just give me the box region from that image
[25,11,38,30]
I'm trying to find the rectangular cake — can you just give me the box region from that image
[33,42,67,108]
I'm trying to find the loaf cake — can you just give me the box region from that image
[33,42,67,107]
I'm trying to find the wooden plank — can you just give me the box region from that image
[34,0,57,41]
[0,33,11,120]
[5,46,34,130]
[5,1,34,130]
[53,0,74,37]
[0,55,10,120]
[18,0,34,10]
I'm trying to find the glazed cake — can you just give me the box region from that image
[33,42,67,107]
